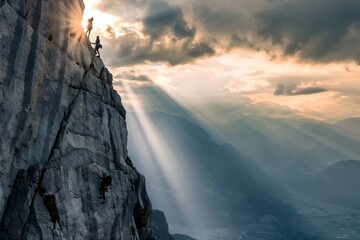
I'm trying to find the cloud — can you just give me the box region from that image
[114,70,153,82]
[194,4,253,36]
[95,0,215,66]
[294,87,329,95]
[93,0,145,21]
[101,31,214,66]
[187,43,215,57]
[274,84,328,96]
[143,0,196,39]
[255,0,360,63]
[180,0,360,64]
[92,0,360,66]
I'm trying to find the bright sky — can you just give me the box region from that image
[82,0,360,122]
[81,1,360,232]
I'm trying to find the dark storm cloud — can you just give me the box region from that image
[97,0,214,66]
[230,34,256,49]
[187,43,215,57]
[102,28,214,67]
[194,4,252,35]
[95,0,360,65]
[256,0,360,63]
[143,0,196,39]
[188,0,360,63]
[274,84,328,96]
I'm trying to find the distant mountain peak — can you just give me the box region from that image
[337,117,360,126]
[322,159,360,172]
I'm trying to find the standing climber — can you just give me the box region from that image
[86,17,94,37]
[96,172,112,204]
[92,36,102,57]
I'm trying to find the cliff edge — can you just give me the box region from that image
[0,0,152,239]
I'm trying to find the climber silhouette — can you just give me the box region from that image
[96,172,112,204]
[86,17,93,37]
[92,36,102,57]
[43,194,62,230]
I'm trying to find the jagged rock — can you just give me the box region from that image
[149,210,174,240]
[148,210,196,240]
[0,0,151,239]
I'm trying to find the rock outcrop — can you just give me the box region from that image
[149,210,174,240]
[0,0,152,239]
[148,210,196,240]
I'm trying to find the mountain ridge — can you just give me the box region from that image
[128,111,300,233]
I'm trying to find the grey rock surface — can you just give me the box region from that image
[149,210,174,240]
[0,0,151,239]
[148,210,196,240]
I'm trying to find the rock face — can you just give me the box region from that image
[0,0,152,239]
[149,210,174,240]
[148,210,196,240]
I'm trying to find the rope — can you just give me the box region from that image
[90,32,94,43]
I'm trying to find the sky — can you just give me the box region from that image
[79,2,360,236]
[82,0,360,122]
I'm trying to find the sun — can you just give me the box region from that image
[82,0,119,34]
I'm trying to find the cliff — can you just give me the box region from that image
[0,0,152,239]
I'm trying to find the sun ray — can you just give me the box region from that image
[120,79,208,225]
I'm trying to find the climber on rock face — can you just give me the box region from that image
[86,17,93,37]
[43,193,62,230]
[96,172,112,204]
[92,36,102,57]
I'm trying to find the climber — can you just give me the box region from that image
[92,36,102,57]
[85,17,94,37]
[43,193,62,230]
[96,172,112,204]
